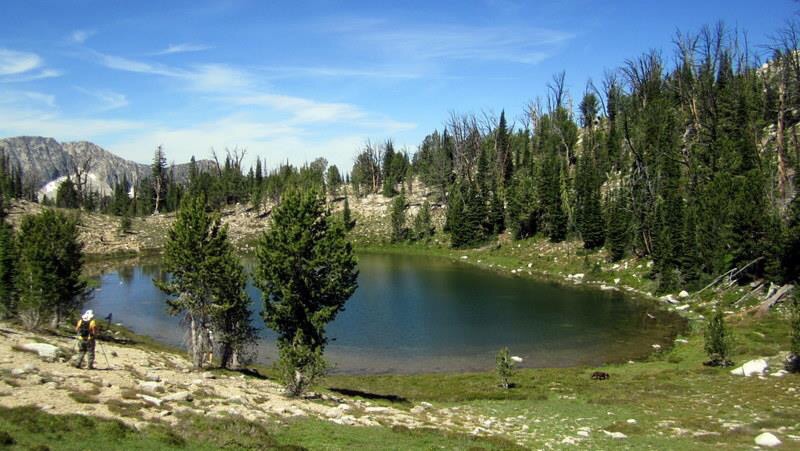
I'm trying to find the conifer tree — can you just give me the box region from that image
[456,184,486,248]
[506,174,538,239]
[16,210,86,329]
[0,218,17,318]
[488,187,505,235]
[157,194,253,369]
[413,200,435,241]
[342,193,356,231]
[56,177,80,209]
[382,140,397,197]
[254,189,358,396]
[326,165,342,196]
[444,182,464,235]
[152,146,168,214]
[496,111,513,189]
[704,309,731,366]
[389,190,407,242]
[206,224,256,369]
[606,187,630,262]
[254,158,263,185]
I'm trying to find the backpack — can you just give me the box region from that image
[79,320,91,339]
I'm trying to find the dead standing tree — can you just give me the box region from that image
[446,112,483,184]
[70,154,95,207]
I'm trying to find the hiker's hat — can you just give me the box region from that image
[82,310,94,322]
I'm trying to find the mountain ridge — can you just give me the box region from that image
[0,136,215,198]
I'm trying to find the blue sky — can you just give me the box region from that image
[0,0,793,170]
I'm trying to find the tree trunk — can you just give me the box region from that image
[189,315,203,369]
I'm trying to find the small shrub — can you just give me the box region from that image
[275,339,327,397]
[118,215,132,235]
[703,310,732,367]
[495,347,516,389]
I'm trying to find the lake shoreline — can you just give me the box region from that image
[89,247,687,376]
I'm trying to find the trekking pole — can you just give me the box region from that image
[97,339,111,369]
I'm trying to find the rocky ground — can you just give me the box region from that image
[0,322,539,447]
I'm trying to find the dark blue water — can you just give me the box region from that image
[86,253,682,374]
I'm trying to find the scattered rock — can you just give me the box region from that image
[675,304,690,311]
[678,290,690,299]
[770,370,789,378]
[18,343,62,362]
[138,381,165,394]
[660,295,679,304]
[602,430,627,439]
[162,391,193,403]
[365,406,390,414]
[201,372,216,380]
[577,430,590,437]
[144,372,161,382]
[510,356,523,363]
[137,394,163,407]
[325,407,342,419]
[626,419,637,424]
[730,359,769,377]
[754,432,781,447]
[675,338,689,344]
[651,344,662,350]
[410,406,426,415]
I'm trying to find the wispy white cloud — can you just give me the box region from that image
[324,19,572,65]
[0,48,61,83]
[0,103,144,141]
[89,48,413,129]
[92,50,182,77]
[260,65,422,80]
[0,49,42,75]
[70,29,95,44]
[186,64,252,92]
[0,68,62,83]
[151,43,213,56]
[71,48,416,168]
[231,94,364,123]
[0,90,56,108]
[90,50,250,92]
[75,87,129,111]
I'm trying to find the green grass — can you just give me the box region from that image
[0,406,524,450]
[322,310,799,449]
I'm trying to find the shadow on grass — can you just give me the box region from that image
[328,387,409,404]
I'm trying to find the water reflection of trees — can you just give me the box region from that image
[117,265,135,285]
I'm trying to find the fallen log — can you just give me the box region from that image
[733,282,764,306]
[754,284,794,316]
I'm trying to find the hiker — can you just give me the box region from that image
[75,310,98,369]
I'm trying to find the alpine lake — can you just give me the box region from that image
[85,252,686,374]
